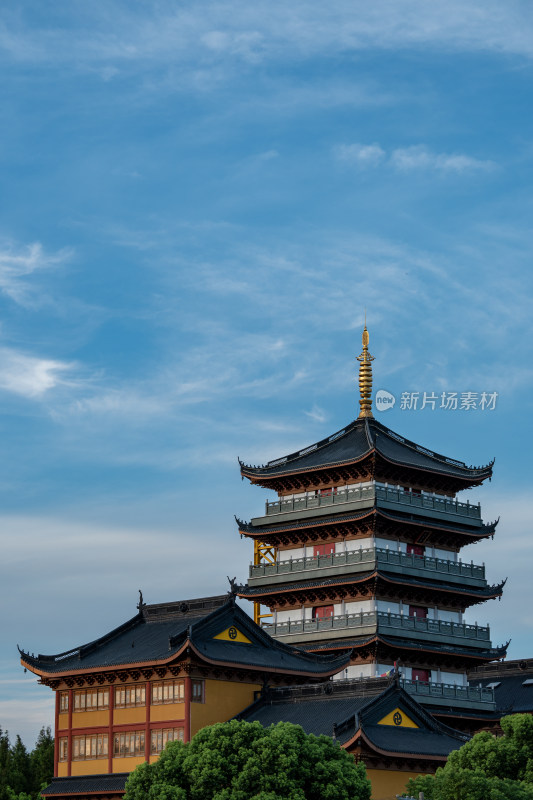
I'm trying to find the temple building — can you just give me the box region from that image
[236,326,508,715]
[19,325,512,800]
[19,595,349,800]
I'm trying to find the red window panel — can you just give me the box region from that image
[313,543,335,557]
[412,668,430,683]
[312,605,334,620]
[319,487,337,497]
[409,605,428,619]
[406,544,425,557]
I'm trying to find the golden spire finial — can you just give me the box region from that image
[357,322,374,418]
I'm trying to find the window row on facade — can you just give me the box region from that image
[58,728,185,760]
[59,679,204,712]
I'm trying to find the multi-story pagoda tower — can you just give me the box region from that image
[236,327,507,692]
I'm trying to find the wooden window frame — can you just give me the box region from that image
[150,727,184,755]
[114,684,146,708]
[191,680,205,704]
[72,734,108,761]
[58,737,68,762]
[151,679,185,705]
[312,605,334,620]
[113,731,145,757]
[73,688,109,712]
[59,692,69,713]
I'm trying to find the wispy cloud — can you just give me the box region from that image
[0,347,74,398]
[0,241,72,307]
[1,2,533,75]
[335,142,496,173]
[390,145,496,173]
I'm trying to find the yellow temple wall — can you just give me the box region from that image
[113,707,145,725]
[367,768,433,800]
[71,760,109,776]
[150,702,185,722]
[71,710,109,729]
[190,679,261,736]
[112,756,144,772]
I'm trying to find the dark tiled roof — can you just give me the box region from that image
[42,774,128,796]
[237,682,469,755]
[237,507,494,537]
[240,417,492,481]
[20,595,350,677]
[298,633,507,661]
[238,694,370,739]
[363,724,464,756]
[472,673,533,714]
[238,570,504,600]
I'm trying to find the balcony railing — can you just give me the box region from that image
[400,678,495,705]
[264,610,490,643]
[264,485,481,520]
[249,546,485,581]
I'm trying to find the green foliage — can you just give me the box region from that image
[405,714,533,800]
[125,719,371,800]
[0,727,54,800]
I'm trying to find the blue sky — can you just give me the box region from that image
[1,1,533,746]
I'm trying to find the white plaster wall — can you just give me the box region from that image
[333,663,376,680]
[439,670,467,686]
[346,536,374,552]
[345,599,375,614]
[278,547,305,562]
[433,547,457,561]
[376,600,401,615]
[275,608,304,623]
[435,608,462,623]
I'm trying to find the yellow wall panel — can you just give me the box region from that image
[71,710,110,729]
[114,708,146,726]
[57,763,68,778]
[58,713,69,731]
[71,760,109,776]
[112,756,145,773]
[150,703,185,723]
[191,680,261,737]
[366,768,434,800]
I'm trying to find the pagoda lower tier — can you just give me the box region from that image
[236,486,498,551]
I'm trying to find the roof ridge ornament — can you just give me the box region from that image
[357,322,374,418]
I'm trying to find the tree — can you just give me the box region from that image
[0,728,12,800]
[124,720,371,800]
[405,714,533,800]
[29,727,54,797]
[7,737,31,798]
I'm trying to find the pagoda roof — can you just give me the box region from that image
[236,680,469,756]
[237,570,505,603]
[19,594,349,679]
[237,508,496,539]
[240,416,492,485]
[299,633,508,662]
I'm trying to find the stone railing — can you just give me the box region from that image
[264,484,481,520]
[249,546,485,581]
[400,678,495,704]
[264,611,490,641]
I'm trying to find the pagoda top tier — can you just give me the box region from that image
[239,416,493,493]
[240,326,493,494]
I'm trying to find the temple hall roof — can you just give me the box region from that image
[19,594,349,679]
[236,680,469,756]
[42,774,128,797]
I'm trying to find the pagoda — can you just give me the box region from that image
[236,326,507,693]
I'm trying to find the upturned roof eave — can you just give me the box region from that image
[239,417,493,483]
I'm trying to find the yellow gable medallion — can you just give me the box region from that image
[213,626,252,644]
[377,707,418,728]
